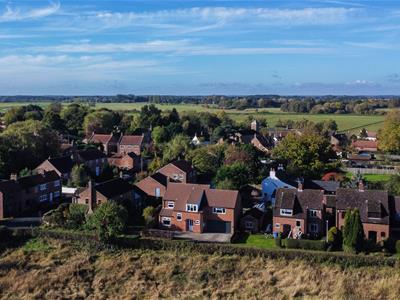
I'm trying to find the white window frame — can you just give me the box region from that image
[162,217,171,227]
[295,220,301,228]
[167,201,175,209]
[186,204,198,212]
[275,223,280,228]
[245,221,254,229]
[280,209,293,216]
[176,213,182,221]
[155,187,161,198]
[310,223,318,233]
[39,194,48,202]
[195,220,200,225]
[213,207,226,214]
[39,184,47,191]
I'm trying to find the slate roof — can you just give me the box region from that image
[170,160,194,174]
[335,188,389,224]
[94,178,134,199]
[274,188,324,219]
[18,171,60,189]
[48,156,74,174]
[77,149,107,161]
[243,207,265,220]
[307,180,340,193]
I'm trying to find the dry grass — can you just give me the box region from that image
[1,238,400,299]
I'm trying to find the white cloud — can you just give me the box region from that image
[0,1,60,22]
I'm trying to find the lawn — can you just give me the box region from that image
[363,174,392,183]
[234,234,276,249]
[0,101,386,133]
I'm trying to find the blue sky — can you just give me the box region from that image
[0,0,400,95]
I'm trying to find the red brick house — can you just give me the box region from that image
[73,149,108,176]
[159,183,242,234]
[273,187,325,238]
[118,134,145,156]
[36,156,74,181]
[87,132,119,154]
[0,180,23,219]
[335,187,390,243]
[135,173,168,201]
[108,152,142,171]
[352,140,378,153]
[157,160,196,183]
[74,178,138,213]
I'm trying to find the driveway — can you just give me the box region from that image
[174,232,232,243]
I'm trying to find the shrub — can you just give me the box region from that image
[382,238,396,254]
[327,227,342,251]
[142,206,156,229]
[396,240,400,254]
[42,203,70,227]
[66,204,88,229]
[274,236,282,248]
[86,202,128,242]
[343,209,365,253]
[285,239,326,251]
[0,225,12,242]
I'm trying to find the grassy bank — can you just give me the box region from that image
[1,237,400,299]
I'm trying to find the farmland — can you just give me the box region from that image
[0,102,386,133]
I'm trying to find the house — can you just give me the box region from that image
[0,180,23,219]
[159,183,241,234]
[273,187,325,238]
[118,134,146,155]
[359,130,377,141]
[306,180,340,195]
[330,133,348,154]
[135,172,168,202]
[157,160,196,183]
[239,184,262,208]
[74,178,138,213]
[108,152,142,171]
[224,130,271,153]
[86,132,120,154]
[190,134,209,147]
[241,206,266,233]
[335,185,390,243]
[261,169,296,205]
[73,148,108,176]
[36,156,75,181]
[17,170,62,214]
[352,140,378,153]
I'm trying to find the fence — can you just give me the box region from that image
[345,167,398,175]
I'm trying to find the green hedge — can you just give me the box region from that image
[285,239,326,251]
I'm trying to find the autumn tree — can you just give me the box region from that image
[379,110,400,154]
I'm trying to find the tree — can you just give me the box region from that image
[214,162,251,190]
[272,132,336,178]
[385,174,400,196]
[189,145,223,175]
[70,164,89,187]
[83,109,119,137]
[61,103,89,136]
[379,110,400,154]
[142,206,156,228]
[148,156,162,173]
[42,110,65,132]
[327,227,342,251]
[139,104,162,129]
[162,134,190,163]
[86,202,128,242]
[66,204,88,229]
[152,126,170,146]
[343,209,365,253]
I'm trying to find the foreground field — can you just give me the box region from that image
[1,238,400,299]
[0,102,386,132]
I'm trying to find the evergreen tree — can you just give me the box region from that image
[343,209,365,253]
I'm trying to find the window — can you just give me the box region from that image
[213,207,226,214]
[341,211,346,219]
[39,194,48,202]
[309,210,318,218]
[275,223,280,228]
[310,223,318,233]
[195,220,200,225]
[95,166,100,176]
[296,220,301,227]
[173,174,179,180]
[280,209,293,216]
[381,232,386,238]
[245,221,253,229]
[167,201,174,209]
[162,217,171,227]
[54,180,60,187]
[177,213,182,221]
[85,199,89,204]
[155,188,161,198]
[186,204,198,212]
[39,184,47,191]
[54,191,60,198]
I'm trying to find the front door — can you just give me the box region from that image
[187,219,194,232]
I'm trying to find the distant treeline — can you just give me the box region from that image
[1,94,400,114]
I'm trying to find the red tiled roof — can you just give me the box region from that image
[119,135,144,146]
[89,133,113,144]
[352,140,378,149]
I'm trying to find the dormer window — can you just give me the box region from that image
[280,209,293,216]
[167,201,174,209]
[213,207,226,214]
[186,204,198,212]
[309,210,318,218]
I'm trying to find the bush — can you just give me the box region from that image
[0,225,12,242]
[86,202,128,242]
[142,206,156,229]
[66,204,88,229]
[382,238,396,254]
[396,240,400,254]
[285,239,326,251]
[327,227,342,251]
[343,209,365,253]
[274,236,282,248]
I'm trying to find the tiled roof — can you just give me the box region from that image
[205,189,239,209]
[308,180,340,193]
[0,180,20,193]
[135,173,168,197]
[335,188,389,224]
[170,160,194,173]
[48,156,74,174]
[352,140,378,149]
[89,133,116,144]
[18,171,60,189]
[159,208,174,217]
[94,178,134,199]
[243,207,265,220]
[119,135,144,146]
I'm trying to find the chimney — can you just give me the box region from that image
[10,173,18,181]
[88,180,96,212]
[358,180,365,192]
[37,168,45,175]
[269,168,276,179]
[297,178,304,192]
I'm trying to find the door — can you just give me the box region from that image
[49,193,53,202]
[187,219,194,232]
[206,220,231,233]
[368,231,377,243]
[282,224,291,238]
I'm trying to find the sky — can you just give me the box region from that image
[0,0,400,95]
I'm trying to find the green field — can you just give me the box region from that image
[234,234,277,249]
[0,102,386,132]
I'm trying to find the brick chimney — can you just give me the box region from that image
[297,178,304,192]
[88,180,96,212]
[269,168,276,179]
[358,180,365,192]
[10,173,18,181]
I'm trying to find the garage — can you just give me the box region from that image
[206,220,231,233]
